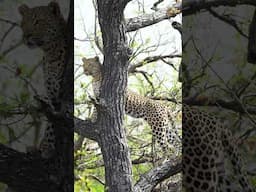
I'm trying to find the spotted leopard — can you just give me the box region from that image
[19,2,67,158]
[183,104,254,192]
[82,57,254,191]
[82,56,182,153]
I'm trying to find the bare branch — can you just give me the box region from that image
[126,5,180,32]
[208,8,248,38]
[151,0,165,11]
[0,65,39,96]
[88,175,105,186]
[133,70,156,94]
[0,18,19,26]
[1,40,23,56]
[128,54,181,73]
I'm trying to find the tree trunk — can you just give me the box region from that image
[96,0,133,191]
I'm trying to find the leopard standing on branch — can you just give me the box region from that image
[82,56,182,154]
[82,57,254,191]
[19,1,68,159]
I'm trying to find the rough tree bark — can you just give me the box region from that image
[134,157,181,192]
[95,0,133,191]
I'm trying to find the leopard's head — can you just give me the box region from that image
[18,1,66,48]
[82,56,102,78]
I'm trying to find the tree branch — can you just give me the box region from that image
[183,0,256,16]
[128,54,181,73]
[134,157,181,192]
[95,0,134,191]
[208,8,248,38]
[126,5,180,32]
[151,0,165,11]
[74,117,99,141]
[126,0,256,32]
[184,96,256,115]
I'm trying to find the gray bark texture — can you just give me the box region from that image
[95,0,133,191]
[134,157,181,192]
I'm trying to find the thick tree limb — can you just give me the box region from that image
[126,5,180,32]
[126,0,256,33]
[134,157,181,192]
[126,9,168,32]
[74,117,99,141]
[183,0,256,16]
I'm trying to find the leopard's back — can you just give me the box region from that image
[183,104,254,192]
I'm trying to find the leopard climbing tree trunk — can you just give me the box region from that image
[95,0,133,191]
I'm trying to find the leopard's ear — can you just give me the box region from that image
[18,4,29,16]
[82,57,87,63]
[94,56,100,63]
[48,1,61,16]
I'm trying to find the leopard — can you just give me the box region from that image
[19,1,67,159]
[82,56,182,154]
[82,57,254,191]
[183,104,254,192]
